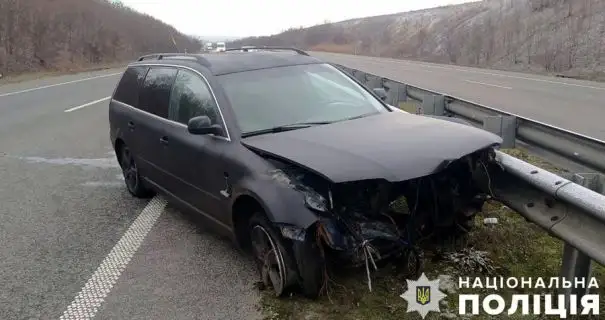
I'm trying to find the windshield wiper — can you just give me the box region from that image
[337,112,376,122]
[241,121,333,138]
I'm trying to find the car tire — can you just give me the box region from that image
[118,144,153,198]
[248,212,298,297]
[294,225,326,299]
[396,246,423,279]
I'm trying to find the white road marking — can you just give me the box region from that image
[465,80,512,90]
[59,196,167,320]
[64,96,111,113]
[0,73,121,98]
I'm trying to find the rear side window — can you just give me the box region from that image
[113,66,148,107]
[138,67,178,118]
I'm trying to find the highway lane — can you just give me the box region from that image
[311,51,605,141]
[0,71,261,319]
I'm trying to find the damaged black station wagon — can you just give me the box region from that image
[109,47,503,298]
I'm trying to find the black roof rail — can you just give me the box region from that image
[137,54,161,61]
[135,53,211,67]
[224,46,309,56]
[136,53,198,61]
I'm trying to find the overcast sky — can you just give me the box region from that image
[120,0,476,39]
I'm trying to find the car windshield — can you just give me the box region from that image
[217,63,389,135]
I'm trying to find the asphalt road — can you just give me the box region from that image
[0,70,261,320]
[310,51,605,141]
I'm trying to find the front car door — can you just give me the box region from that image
[163,68,231,227]
[133,66,178,188]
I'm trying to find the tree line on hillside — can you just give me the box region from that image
[0,0,201,76]
[229,0,605,80]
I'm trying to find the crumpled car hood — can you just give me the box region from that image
[242,112,502,183]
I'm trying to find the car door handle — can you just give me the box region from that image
[159,136,169,145]
[127,121,135,130]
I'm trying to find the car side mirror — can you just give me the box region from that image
[187,116,223,136]
[373,88,387,101]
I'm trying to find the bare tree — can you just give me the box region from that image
[228,0,605,80]
[482,15,496,64]
[443,31,460,63]
[1,0,202,76]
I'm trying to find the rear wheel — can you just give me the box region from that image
[118,144,153,198]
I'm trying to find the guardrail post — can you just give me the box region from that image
[421,94,445,116]
[483,115,517,149]
[398,84,408,103]
[385,81,408,106]
[558,173,602,313]
[353,70,367,84]
[339,65,352,75]
[367,76,383,90]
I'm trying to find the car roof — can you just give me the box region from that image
[131,50,324,76]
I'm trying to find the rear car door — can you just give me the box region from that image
[134,66,178,187]
[163,68,231,226]
[110,65,149,159]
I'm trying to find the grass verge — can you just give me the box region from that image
[259,148,605,320]
[0,62,127,85]
[398,101,421,114]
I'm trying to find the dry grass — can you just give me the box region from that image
[309,43,356,55]
[397,101,421,114]
[259,148,605,320]
[0,62,127,86]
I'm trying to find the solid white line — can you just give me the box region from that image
[0,72,121,98]
[64,96,111,113]
[59,196,167,320]
[465,80,512,90]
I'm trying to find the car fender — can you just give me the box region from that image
[231,175,320,229]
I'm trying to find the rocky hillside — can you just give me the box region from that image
[229,0,605,80]
[0,0,201,76]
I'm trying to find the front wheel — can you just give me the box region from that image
[118,144,153,198]
[396,246,423,279]
[248,213,298,297]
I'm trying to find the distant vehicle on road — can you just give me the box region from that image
[215,42,226,52]
[108,47,501,299]
[205,42,213,52]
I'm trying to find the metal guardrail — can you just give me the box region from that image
[488,150,605,309]
[333,63,605,312]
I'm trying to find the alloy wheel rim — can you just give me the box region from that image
[251,225,286,296]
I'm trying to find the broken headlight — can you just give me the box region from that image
[279,225,306,241]
[301,189,328,213]
[269,168,329,213]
